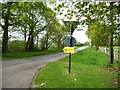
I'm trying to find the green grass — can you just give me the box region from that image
[2,48,62,60]
[34,47,119,88]
[2,46,84,60]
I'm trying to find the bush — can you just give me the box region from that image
[8,40,25,53]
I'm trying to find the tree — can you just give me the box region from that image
[52,25,67,48]
[9,2,56,52]
[1,2,15,53]
[75,2,119,64]
[86,22,109,50]
[54,1,119,64]
[0,1,72,53]
[40,18,67,50]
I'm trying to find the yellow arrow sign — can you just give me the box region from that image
[63,47,75,53]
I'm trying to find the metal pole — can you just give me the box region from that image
[68,53,71,73]
[68,23,73,73]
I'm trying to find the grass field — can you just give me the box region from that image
[34,47,119,88]
[2,47,62,60]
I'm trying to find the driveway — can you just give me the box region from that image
[2,46,88,88]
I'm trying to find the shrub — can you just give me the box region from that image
[8,40,25,53]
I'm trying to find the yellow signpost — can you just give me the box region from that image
[63,47,75,53]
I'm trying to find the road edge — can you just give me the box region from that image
[30,46,89,88]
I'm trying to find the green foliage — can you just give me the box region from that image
[8,40,25,52]
[2,46,62,60]
[51,24,67,48]
[39,18,67,50]
[54,1,119,44]
[1,2,66,53]
[75,2,119,38]
[34,48,118,88]
[86,22,109,47]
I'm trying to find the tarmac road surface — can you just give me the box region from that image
[2,46,88,88]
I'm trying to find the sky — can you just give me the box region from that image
[72,26,90,43]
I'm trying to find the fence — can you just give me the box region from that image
[99,47,120,62]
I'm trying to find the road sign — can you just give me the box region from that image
[64,37,76,46]
[63,47,75,53]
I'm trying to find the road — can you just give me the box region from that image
[2,46,88,88]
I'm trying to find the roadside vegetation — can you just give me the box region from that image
[34,47,119,88]
[1,2,69,54]
[2,40,88,60]
[2,47,62,60]
[1,2,119,64]
[1,1,119,89]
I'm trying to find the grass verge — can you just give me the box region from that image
[34,47,119,88]
[2,48,62,60]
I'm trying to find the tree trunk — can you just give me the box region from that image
[41,43,45,51]
[57,42,60,48]
[25,31,31,52]
[25,26,34,52]
[57,36,61,48]
[23,29,27,52]
[109,33,114,64]
[45,33,49,50]
[2,2,12,53]
[109,2,114,64]
[24,29,27,42]
[30,32,34,52]
[45,40,48,50]
[36,31,39,48]
[57,41,61,48]
[29,25,34,52]
[2,21,9,53]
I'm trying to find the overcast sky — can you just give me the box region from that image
[72,26,90,43]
